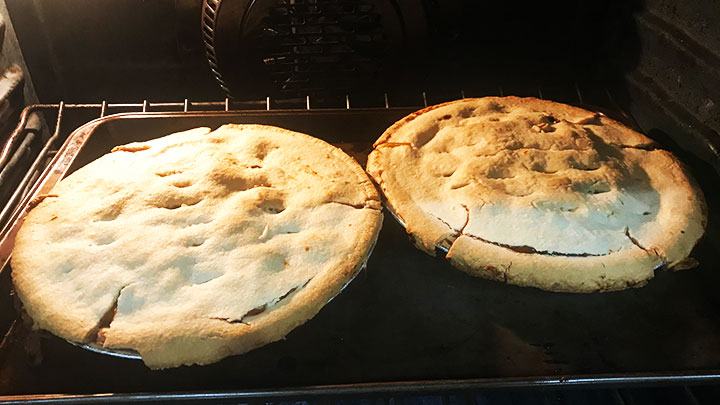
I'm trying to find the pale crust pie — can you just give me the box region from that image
[367,97,706,293]
[12,124,383,369]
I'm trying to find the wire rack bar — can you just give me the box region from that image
[0,84,613,246]
[0,103,64,229]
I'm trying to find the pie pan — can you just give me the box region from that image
[2,109,405,361]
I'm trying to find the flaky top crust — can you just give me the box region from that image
[367,97,706,292]
[12,124,383,368]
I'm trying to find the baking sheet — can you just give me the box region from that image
[1,108,719,397]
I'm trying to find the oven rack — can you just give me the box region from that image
[0,84,636,242]
[0,85,630,357]
[1,91,720,403]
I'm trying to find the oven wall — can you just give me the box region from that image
[4,0,221,103]
[3,0,719,161]
[0,0,41,144]
[618,0,720,170]
[0,1,38,107]
[631,0,720,132]
[5,0,645,104]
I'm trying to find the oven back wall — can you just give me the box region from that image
[6,0,644,105]
[5,0,222,103]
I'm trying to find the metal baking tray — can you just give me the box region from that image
[0,108,719,399]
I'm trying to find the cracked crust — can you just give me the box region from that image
[367,97,706,292]
[12,124,383,368]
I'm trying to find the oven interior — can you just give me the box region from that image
[0,0,719,402]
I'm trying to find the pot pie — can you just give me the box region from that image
[11,124,383,369]
[367,97,706,293]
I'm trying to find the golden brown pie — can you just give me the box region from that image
[367,97,706,292]
[12,124,383,368]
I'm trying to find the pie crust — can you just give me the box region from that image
[367,97,706,292]
[12,124,383,368]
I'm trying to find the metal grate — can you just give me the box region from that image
[259,0,386,94]
[202,0,230,96]
[0,83,640,243]
[202,0,396,99]
[4,88,716,402]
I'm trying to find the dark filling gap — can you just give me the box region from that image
[86,285,128,344]
[462,233,602,257]
[210,279,312,325]
[428,211,601,257]
[327,200,382,211]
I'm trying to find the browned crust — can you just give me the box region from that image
[446,236,658,293]
[12,124,383,368]
[102,210,382,368]
[111,145,151,153]
[367,96,707,293]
